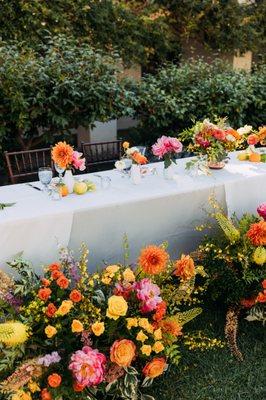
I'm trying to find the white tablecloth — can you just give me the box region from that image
[0,152,265,272]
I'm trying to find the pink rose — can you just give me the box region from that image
[257,203,266,220]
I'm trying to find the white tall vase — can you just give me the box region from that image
[64,169,75,193]
[131,164,141,185]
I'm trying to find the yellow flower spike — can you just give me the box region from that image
[0,321,28,346]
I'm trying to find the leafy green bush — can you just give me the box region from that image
[0,35,136,154]
[130,60,266,145]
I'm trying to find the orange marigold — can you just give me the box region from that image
[138,245,169,275]
[51,141,73,169]
[160,318,182,337]
[246,221,266,246]
[174,255,195,280]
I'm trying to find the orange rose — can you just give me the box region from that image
[41,388,52,400]
[48,373,62,388]
[56,275,70,289]
[110,339,136,367]
[41,278,51,287]
[256,291,266,303]
[46,303,57,318]
[38,288,52,301]
[49,263,61,272]
[143,357,166,378]
[174,255,195,280]
[262,280,266,290]
[69,289,82,303]
[73,382,85,392]
[247,134,259,145]
[51,270,63,280]
[71,319,84,333]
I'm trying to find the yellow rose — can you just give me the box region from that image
[153,341,164,353]
[141,344,152,356]
[71,319,84,333]
[123,268,135,282]
[126,318,138,329]
[91,321,105,336]
[56,300,73,316]
[44,325,57,339]
[105,265,120,275]
[123,141,130,149]
[138,318,154,333]
[28,381,40,393]
[101,275,112,285]
[106,295,128,320]
[12,391,32,400]
[154,328,162,341]
[136,330,148,343]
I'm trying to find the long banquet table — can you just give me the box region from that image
[0,151,266,272]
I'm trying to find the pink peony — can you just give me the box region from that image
[135,278,162,313]
[211,128,226,141]
[195,134,210,148]
[257,203,266,220]
[152,136,183,159]
[69,346,106,387]
[72,151,86,171]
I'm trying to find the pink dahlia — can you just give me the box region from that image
[69,346,106,387]
[135,278,162,313]
[152,136,183,159]
[257,203,266,220]
[72,151,86,171]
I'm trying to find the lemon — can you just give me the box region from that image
[237,152,248,161]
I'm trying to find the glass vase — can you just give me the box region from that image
[163,162,174,180]
[131,164,141,185]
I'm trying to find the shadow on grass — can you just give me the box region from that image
[147,303,265,400]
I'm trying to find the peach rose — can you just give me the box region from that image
[48,373,62,388]
[110,339,136,367]
[56,275,69,289]
[44,325,57,339]
[91,321,105,336]
[41,278,50,287]
[247,134,259,145]
[174,255,195,280]
[71,319,84,333]
[143,357,166,378]
[56,300,73,316]
[69,289,82,303]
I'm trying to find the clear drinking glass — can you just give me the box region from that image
[55,163,65,184]
[38,167,53,191]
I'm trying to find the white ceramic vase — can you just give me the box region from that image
[131,164,141,185]
[64,169,75,193]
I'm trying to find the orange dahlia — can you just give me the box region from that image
[247,221,266,246]
[132,152,148,165]
[160,318,182,337]
[138,245,169,274]
[174,255,195,280]
[258,126,266,141]
[51,141,73,169]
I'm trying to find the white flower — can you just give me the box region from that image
[126,147,139,156]
[115,160,126,171]
[226,134,236,142]
[237,125,253,135]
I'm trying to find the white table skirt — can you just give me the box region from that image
[0,152,265,272]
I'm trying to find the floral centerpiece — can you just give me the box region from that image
[244,126,266,163]
[193,201,266,360]
[51,142,86,193]
[115,142,148,185]
[0,243,205,400]
[152,136,183,180]
[180,118,242,171]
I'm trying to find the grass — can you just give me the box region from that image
[147,303,266,400]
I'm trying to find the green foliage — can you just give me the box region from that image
[0,35,136,154]
[174,308,202,326]
[130,60,266,145]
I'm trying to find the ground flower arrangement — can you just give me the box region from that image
[194,201,266,360]
[0,244,205,400]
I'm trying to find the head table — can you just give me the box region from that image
[0,151,265,272]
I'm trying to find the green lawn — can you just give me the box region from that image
[148,303,266,400]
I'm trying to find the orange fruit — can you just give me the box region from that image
[249,153,261,163]
[59,184,69,197]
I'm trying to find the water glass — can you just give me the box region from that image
[55,163,65,184]
[38,167,53,191]
[94,174,111,190]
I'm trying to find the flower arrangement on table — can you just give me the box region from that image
[0,243,207,400]
[51,142,86,194]
[193,200,266,360]
[180,118,243,171]
[115,142,148,184]
[152,136,183,180]
[237,126,266,163]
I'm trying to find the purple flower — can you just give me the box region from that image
[38,351,61,367]
[4,291,22,312]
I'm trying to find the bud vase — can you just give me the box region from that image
[64,169,75,193]
[208,161,225,170]
[131,164,141,185]
[163,162,174,180]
